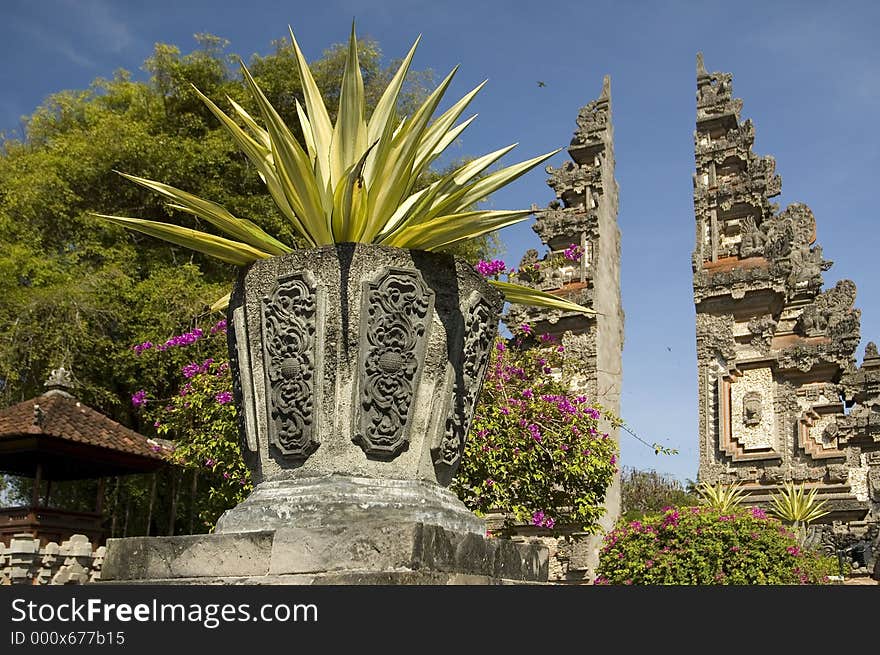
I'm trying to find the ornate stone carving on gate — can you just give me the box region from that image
[718,364,781,462]
[742,391,762,427]
[260,272,322,460]
[797,406,847,461]
[355,267,434,458]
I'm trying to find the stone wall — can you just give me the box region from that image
[505,76,623,582]
[691,54,880,525]
[0,533,104,585]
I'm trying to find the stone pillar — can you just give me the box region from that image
[507,76,623,581]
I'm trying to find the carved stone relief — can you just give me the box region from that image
[742,391,762,427]
[730,367,775,450]
[747,315,776,353]
[738,216,766,258]
[355,267,434,458]
[260,272,321,460]
[433,294,496,477]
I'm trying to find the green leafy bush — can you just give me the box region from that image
[595,506,836,585]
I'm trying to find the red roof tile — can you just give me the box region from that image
[0,392,165,462]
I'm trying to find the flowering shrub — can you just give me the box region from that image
[451,328,618,535]
[474,242,584,285]
[130,320,250,529]
[595,505,836,585]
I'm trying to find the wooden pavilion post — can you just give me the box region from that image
[95,477,105,513]
[31,462,42,507]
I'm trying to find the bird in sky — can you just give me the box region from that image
[537,81,546,87]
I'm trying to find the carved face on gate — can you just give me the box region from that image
[742,391,762,427]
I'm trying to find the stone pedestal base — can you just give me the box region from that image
[100,522,548,585]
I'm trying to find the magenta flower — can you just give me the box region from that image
[749,507,768,519]
[474,259,507,277]
[182,363,201,378]
[661,509,680,529]
[563,243,584,262]
[131,389,147,407]
[132,341,153,355]
[215,391,233,405]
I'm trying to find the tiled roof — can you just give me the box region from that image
[0,392,166,462]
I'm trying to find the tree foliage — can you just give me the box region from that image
[620,467,698,521]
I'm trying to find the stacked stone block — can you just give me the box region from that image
[0,533,104,585]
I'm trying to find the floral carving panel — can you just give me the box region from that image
[355,267,434,458]
[260,272,322,460]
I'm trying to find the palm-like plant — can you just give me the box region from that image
[696,480,748,513]
[93,24,591,315]
[769,481,830,525]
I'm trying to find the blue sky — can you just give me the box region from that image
[3,0,879,483]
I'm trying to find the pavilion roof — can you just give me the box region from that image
[0,370,169,479]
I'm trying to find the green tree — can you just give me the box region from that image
[620,467,698,521]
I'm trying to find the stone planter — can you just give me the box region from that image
[216,243,504,535]
[101,244,551,584]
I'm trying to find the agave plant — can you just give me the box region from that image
[93,24,591,315]
[696,480,748,513]
[769,481,830,526]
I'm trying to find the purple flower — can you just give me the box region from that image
[210,320,227,335]
[474,259,507,277]
[131,389,147,407]
[215,391,233,405]
[132,341,153,356]
[662,509,680,529]
[531,511,555,528]
[527,423,542,441]
[520,323,532,334]
[749,507,768,519]
[204,458,217,467]
[786,546,801,557]
[182,363,201,378]
[563,243,584,262]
